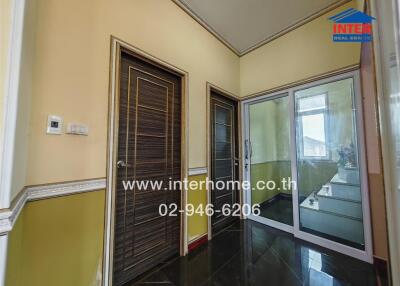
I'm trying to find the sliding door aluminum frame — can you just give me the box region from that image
[241,70,373,263]
[242,92,294,234]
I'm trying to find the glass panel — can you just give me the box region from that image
[249,95,292,225]
[215,105,231,124]
[215,124,231,143]
[295,78,365,249]
[215,159,232,179]
[215,142,231,159]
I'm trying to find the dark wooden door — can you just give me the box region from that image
[210,91,239,235]
[113,49,181,285]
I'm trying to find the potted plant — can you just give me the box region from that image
[337,143,359,184]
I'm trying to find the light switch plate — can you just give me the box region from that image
[66,123,89,136]
[47,115,62,135]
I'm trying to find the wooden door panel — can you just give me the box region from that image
[136,136,166,161]
[113,50,181,285]
[137,79,168,110]
[137,110,167,135]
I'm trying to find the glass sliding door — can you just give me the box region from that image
[294,78,365,250]
[243,71,372,262]
[247,94,293,228]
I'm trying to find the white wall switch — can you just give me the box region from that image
[66,123,89,136]
[46,115,63,135]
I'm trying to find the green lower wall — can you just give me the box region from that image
[251,160,338,205]
[187,174,208,242]
[5,177,209,286]
[5,190,105,286]
[6,209,24,286]
[251,161,291,204]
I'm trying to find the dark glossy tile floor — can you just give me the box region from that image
[260,196,293,226]
[128,220,383,286]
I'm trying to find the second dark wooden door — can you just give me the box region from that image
[113,49,181,285]
[210,91,239,235]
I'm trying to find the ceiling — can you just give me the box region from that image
[175,0,347,56]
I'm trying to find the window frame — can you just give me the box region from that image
[296,92,330,160]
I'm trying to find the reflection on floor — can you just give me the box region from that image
[129,220,383,286]
[260,195,293,225]
[258,194,364,249]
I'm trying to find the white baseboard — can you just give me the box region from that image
[188,167,207,176]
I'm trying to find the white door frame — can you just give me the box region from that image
[241,70,373,263]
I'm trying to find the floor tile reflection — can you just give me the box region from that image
[129,220,382,286]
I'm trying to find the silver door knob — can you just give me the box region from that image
[117,160,132,168]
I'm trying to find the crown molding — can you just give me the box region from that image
[241,63,360,100]
[0,178,106,235]
[171,0,351,57]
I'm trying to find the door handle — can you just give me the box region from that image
[117,160,132,168]
[245,140,249,159]
[244,140,249,170]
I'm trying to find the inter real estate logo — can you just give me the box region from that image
[329,8,375,42]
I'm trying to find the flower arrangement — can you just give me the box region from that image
[337,143,357,168]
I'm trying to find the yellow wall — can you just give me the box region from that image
[6,190,105,286]
[239,0,362,97]
[187,174,208,242]
[26,0,240,186]
[23,0,365,184]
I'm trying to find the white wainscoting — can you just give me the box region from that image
[0,178,106,234]
[188,167,207,176]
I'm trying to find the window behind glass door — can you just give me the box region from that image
[297,93,329,160]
